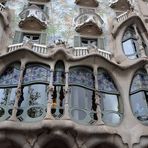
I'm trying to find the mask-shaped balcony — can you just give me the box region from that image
[74,12,103,35]
[75,0,99,7]
[19,5,49,30]
[109,0,131,11]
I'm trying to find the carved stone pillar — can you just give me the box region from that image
[62,70,71,120]
[94,67,104,125]
[9,62,26,121]
[44,70,54,120]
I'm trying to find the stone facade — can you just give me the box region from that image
[0,0,147,148]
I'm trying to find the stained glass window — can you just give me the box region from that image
[69,66,97,125]
[98,68,122,126]
[130,69,148,124]
[18,64,50,122]
[0,63,20,121]
[23,64,50,84]
[69,67,94,89]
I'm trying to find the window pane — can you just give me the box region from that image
[23,65,50,84]
[131,92,148,118]
[70,86,93,123]
[97,69,118,93]
[101,93,119,111]
[123,39,137,56]
[0,63,20,86]
[69,67,94,89]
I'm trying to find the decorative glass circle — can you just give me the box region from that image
[27,107,44,118]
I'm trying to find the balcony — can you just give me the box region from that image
[75,0,99,7]
[74,12,103,35]
[7,43,112,61]
[112,10,138,37]
[19,5,49,30]
[109,0,131,11]
[73,47,112,60]
[8,43,48,54]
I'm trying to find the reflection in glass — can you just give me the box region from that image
[0,63,20,120]
[69,67,96,124]
[18,84,48,121]
[18,64,50,122]
[98,68,122,126]
[130,70,148,123]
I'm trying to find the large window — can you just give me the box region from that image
[122,26,146,59]
[17,64,50,122]
[51,61,65,118]
[0,63,20,121]
[130,69,148,124]
[97,69,122,126]
[69,66,97,125]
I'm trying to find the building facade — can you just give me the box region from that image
[0,0,147,147]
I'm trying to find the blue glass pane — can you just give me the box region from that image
[69,67,94,89]
[131,71,148,93]
[97,69,118,93]
[23,65,50,84]
[53,71,65,85]
[0,63,20,86]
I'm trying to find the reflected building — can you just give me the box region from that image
[0,0,147,148]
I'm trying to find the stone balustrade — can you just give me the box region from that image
[116,11,129,22]
[8,43,112,60]
[0,3,5,11]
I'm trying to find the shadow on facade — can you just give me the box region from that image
[43,139,69,148]
[92,143,118,148]
[0,139,21,148]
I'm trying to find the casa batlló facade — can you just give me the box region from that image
[0,0,147,147]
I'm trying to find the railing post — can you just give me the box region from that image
[44,69,54,120]
[9,61,26,121]
[94,66,104,125]
[62,68,71,120]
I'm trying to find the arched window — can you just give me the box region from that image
[97,69,122,126]
[130,69,148,124]
[0,63,20,121]
[51,61,65,118]
[69,66,97,125]
[17,64,50,122]
[122,26,146,59]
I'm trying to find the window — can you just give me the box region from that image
[13,31,47,45]
[97,69,122,126]
[130,69,148,124]
[17,64,50,122]
[122,26,146,59]
[69,67,97,125]
[0,63,20,121]
[51,61,65,118]
[23,33,40,44]
[81,37,98,47]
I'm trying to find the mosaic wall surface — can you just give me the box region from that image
[5,0,115,48]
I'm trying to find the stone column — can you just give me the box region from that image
[44,69,54,120]
[133,24,146,57]
[9,61,26,121]
[94,66,104,125]
[62,68,71,120]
